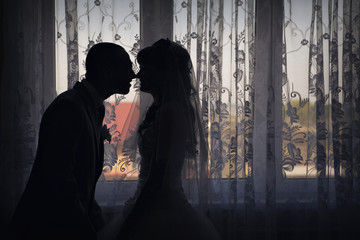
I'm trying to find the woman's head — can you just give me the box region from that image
[136,39,194,100]
[137,39,199,158]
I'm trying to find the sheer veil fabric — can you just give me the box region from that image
[98,39,220,240]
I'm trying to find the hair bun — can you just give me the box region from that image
[152,38,171,53]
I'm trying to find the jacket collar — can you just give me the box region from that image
[81,79,104,109]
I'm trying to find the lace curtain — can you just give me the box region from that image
[174,1,258,237]
[173,0,281,238]
[2,0,360,239]
[175,0,360,239]
[283,0,360,207]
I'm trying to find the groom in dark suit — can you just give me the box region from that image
[8,43,135,240]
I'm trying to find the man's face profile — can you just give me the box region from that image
[108,54,135,95]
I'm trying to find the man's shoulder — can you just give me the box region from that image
[54,86,86,106]
[44,88,85,117]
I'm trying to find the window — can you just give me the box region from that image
[55,0,353,184]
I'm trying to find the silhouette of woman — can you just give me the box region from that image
[101,39,222,240]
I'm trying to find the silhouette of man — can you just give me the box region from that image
[8,43,135,240]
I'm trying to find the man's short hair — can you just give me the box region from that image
[85,42,128,80]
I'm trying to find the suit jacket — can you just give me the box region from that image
[8,81,105,240]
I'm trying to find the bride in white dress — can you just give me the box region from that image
[100,39,222,240]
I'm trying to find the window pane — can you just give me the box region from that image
[282,0,342,178]
[173,0,256,179]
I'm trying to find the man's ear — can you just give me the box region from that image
[101,64,114,76]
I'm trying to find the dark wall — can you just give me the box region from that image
[0,0,55,231]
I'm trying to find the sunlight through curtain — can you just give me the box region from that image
[284,0,360,207]
[174,0,262,239]
[174,0,360,239]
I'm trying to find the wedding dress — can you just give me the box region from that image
[115,104,221,240]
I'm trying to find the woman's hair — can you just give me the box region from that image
[137,39,194,97]
[137,39,198,157]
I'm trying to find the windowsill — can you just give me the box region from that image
[95,178,338,208]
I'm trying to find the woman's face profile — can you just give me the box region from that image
[138,62,162,94]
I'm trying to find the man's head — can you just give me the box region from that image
[85,42,135,99]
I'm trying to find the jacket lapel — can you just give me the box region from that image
[73,82,101,160]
